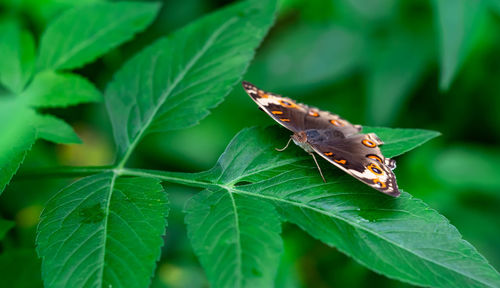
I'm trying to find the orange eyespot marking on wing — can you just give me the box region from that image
[257,91,269,98]
[308,111,319,117]
[367,163,383,175]
[362,139,376,148]
[324,152,333,156]
[330,119,345,127]
[271,111,283,115]
[367,154,383,164]
[373,178,387,189]
[334,159,347,165]
[279,99,299,108]
[280,118,290,122]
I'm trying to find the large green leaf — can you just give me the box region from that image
[37,173,168,288]
[37,2,161,71]
[433,0,486,90]
[127,126,500,287]
[185,188,283,288]
[0,19,35,94]
[21,71,101,107]
[105,0,277,163]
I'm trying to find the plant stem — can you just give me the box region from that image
[19,165,214,190]
[121,168,214,189]
[19,166,113,178]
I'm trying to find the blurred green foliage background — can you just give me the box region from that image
[1,0,499,287]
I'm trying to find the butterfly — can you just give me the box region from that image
[242,81,400,197]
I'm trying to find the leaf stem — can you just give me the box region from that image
[19,166,113,178]
[120,168,214,189]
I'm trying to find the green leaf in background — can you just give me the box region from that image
[0,100,37,194]
[366,33,432,125]
[172,126,499,288]
[487,0,500,15]
[246,24,363,92]
[432,145,500,193]
[37,1,161,71]
[185,188,283,288]
[433,0,486,90]
[33,114,81,144]
[105,0,277,164]
[0,19,35,94]
[0,218,15,240]
[21,70,102,107]
[363,127,441,158]
[37,173,168,288]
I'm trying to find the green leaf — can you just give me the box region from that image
[0,100,37,194]
[185,188,283,288]
[34,114,81,144]
[432,145,500,193]
[366,33,431,125]
[487,0,500,15]
[21,70,102,107]
[105,0,277,163]
[37,2,161,71]
[37,173,168,288]
[0,218,15,240]
[433,0,486,90]
[245,24,363,91]
[134,126,500,287]
[0,19,35,94]
[363,126,441,158]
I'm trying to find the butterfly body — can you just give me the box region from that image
[242,81,400,197]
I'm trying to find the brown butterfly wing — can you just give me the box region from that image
[306,130,400,197]
[242,81,362,136]
[303,108,362,136]
[242,81,308,133]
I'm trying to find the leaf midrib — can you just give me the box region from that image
[228,191,242,288]
[116,16,238,168]
[96,172,117,287]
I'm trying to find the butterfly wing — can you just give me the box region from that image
[242,81,361,135]
[242,81,308,133]
[306,130,400,197]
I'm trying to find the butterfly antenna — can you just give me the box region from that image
[310,153,326,183]
[275,137,292,152]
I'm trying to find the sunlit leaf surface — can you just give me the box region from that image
[22,71,101,107]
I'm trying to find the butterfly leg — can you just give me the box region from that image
[275,137,292,152]
[310,153,326,183]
